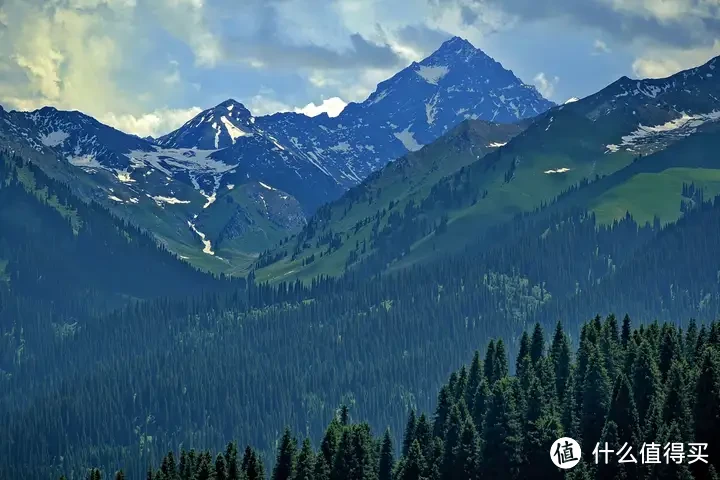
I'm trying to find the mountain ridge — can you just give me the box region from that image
[0,36,553,272]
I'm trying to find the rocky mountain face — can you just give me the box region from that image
[0,36,553,271]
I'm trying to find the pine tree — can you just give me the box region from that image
[693,348,720,477]
[378,430,394,480]
[482,378,521,480]
[465,351,483,407]
[521,378,562,480]
[596,421,627,480]
[246,451,266,480]
[115,471,126,480]
[484,340,496,382]
[272,428,297,480]
[605,374,641,448]
[493,340,509,383]
[216,453,227,480]
[530,322,545,365]
[454,420,480,480]
[225,443,240,480]
[551,321,572,402]
[663,360,691,440]
[162,451,178,480]
[399,440,426,480]
[633,339,662,431]
[471,379,491,437]
[433,386,453,439]
[516,332,531,374]
[295,438,315,480]
[581,349,611,449]
[414,414,433,460]
[339,405,350,426]
[440,406,463,480]
[621,314,632,347]
[402,410,417,457]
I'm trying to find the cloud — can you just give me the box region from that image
[468,0,720,50]
[0,2,131,115]
[101,106,204,137]
[532,72,559,99]
[246,94,294,117]
[593,39,611,54]
[294,97,347,117]
[631,39,720,78]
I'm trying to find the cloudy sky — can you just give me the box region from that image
[1,0,719,137]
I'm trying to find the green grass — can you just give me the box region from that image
[12,162,83,234]
[591,167,720,225]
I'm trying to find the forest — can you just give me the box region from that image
[63,316,720,480]
[3,149,720,478]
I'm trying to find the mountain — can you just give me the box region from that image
[0,37,552,274]
[256,53,720,281]
[0,148,237,325]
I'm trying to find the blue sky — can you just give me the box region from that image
[1,0,719,137]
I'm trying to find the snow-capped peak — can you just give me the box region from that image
[158,100,256,150]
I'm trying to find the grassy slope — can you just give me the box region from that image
[261,102,720,281]
[256,120,526,281]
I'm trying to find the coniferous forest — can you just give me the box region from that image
[3,144,720,479]
[65,316,720,480]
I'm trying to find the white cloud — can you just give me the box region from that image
[593,39,611,54]
[632,39,720,78]
[246,94,294,117]
[294,97,347,117]
[155,0,222,67]
[532,72,559,99]
[101,106,203,137]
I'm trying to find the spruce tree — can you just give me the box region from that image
[484,340,496,382]
[581,349,610,449]
[216,453,227,480]
[402,410,417,457]
[378,430,394,480]
[633,339,662,431]
[272,428,297,480]
[551,321,572,402]
[482,378,521,480]
[295,438,315,480]
[493,339,509,383]
[399,440,426,480]
[693,348,720,477]
[530,322,545,364]
[414,414,433,461]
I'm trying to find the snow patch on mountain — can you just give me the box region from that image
[69,155,104,169]
[188,221,215,255]
[40,131,69,147]
[417,65,449,85]
[394,128,422,151]
[220,116,251,143]
[544,167,571,174]
[606,111,720,154]
[488,142,507,147]
[152,196,191,206]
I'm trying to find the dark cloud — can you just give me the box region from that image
[463,0,720,49]
[223,32,403,70]
[395,24,452,56]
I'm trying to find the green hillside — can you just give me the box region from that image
[257,69,720,282]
